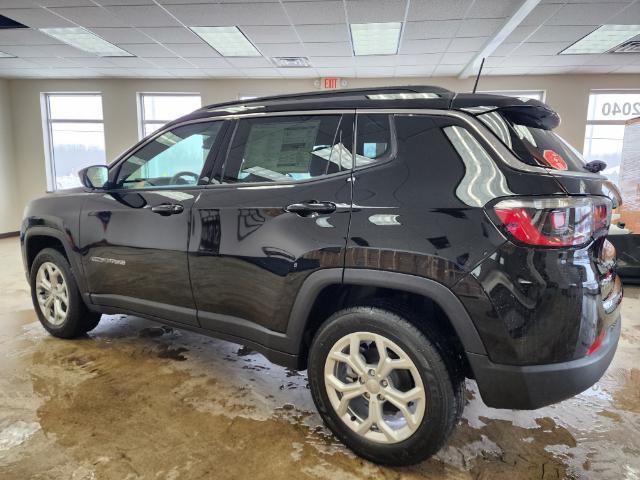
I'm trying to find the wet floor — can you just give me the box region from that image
[0,237,638,479]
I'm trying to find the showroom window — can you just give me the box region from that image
[138,93,202,138]
[583,90,640,186]
[480,90,545,102]
[43,93,106,191]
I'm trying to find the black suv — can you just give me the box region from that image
[21,86,622,465]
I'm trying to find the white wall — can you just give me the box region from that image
[3,73,640,234]
[0,79,17,234]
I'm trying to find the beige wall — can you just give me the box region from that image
[0,79,17,234]
[3,73,640,234]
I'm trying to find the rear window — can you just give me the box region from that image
[477,110,586,172]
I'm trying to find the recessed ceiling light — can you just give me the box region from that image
[350,22,402,56]
[560,24,640,55]
[0,51,16,58]
[39,27,133,57]
[190,26,260,57]
[272,57,311,68]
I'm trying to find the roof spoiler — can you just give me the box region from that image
[496,105,561,130]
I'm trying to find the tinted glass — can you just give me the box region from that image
[478,110,586,172]
[355,114,393,168]
[222,115,349,183]
[117,121,222,189]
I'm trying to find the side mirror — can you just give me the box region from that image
[79,165,109,189]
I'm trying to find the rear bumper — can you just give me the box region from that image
[468,315,621,410]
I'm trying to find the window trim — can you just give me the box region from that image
[41,92,105,192]
[137,92,202,140]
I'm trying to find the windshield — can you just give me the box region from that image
[478,110,587,172]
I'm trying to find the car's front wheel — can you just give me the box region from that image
[307,306,463,465]
[30,248,101,338]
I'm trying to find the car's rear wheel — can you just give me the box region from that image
[308,306,463,466]
[30,248,101,338]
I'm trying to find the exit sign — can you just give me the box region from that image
[315,77,347,90]
[323,77,339,89]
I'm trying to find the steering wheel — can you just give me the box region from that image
[170,171,199,185]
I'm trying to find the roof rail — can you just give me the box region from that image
[201,85,453,111]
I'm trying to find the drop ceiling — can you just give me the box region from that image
[0,0,638,79]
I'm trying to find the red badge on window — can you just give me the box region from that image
[542,150,568,170]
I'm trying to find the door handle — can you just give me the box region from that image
[285,201,336,216]
[151,203,184,216]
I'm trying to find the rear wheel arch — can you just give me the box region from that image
[288,268,487,372]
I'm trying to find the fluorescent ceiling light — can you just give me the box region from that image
[350,22,401,56]
[39,27,133,57]
[190,26,260,57]
[560,25,640,54]
[272,56,310,68]
[0,51,16,58]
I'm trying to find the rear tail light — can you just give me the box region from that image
[490,196,611,247]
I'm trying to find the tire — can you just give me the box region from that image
[30,248,101,338]
[308,306,463,466]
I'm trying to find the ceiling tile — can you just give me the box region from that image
[50,6,127,27]
[527,25,597,43]
[164,43,218,57]
[399,38,450,54]
[440,51,474,64]
[615,65,640,73]
[225,57,273,68]
[466,0,517,19]
[67,56,117,67]
[520,4,563,26]
[187,57,231,68]
[356,66,395,76]
[546,3,629,25]
[353,55,396,66]
[277,68,316,77]
[239,67,280,77]
[572,65,619,73]
[18,56,78,67]
[202,68,243,77]
[315,66,356,76]
[500,55,551,67]
[103,5,181,27]
[104,56,155,67]
[304,42,352,56]
[241,25,299,44]
[91,27,154,44]
[457,18,503,37]
[0,57,37,68]
[284,1,346,24]
[484,66,532,75]
[146,57,194,68]
[407,0,471,21]
[448,37,488,52]
[403,21,461,40]
[504,25,537,43]
[395,53,441,65]
[257,42,306,57]
[510,41,567,56]
[295,24,350,43]
[118,43,174,57]
[308,56,354,67]
[345,0,407,23]
[34,0,95,6]
[585,53,639,66]
[164,3,289,26]
[93,0,156,4]
[138,27,199,44]
[167,69,208,77]
[0,7,75,27]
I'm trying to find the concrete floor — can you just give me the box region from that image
[0,237,638,479]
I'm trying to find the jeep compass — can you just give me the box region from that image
[21,86,623,465]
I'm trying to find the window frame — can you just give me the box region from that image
[137,92,202,140]
[109,118,229,193]
[42,92,106,192]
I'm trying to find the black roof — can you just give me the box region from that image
[178,85,558,128]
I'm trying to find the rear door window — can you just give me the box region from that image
[220,114,353,184]
[478,110,587,172]
[355,114,394,168]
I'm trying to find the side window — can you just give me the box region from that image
[355,114,393,168]
[221,115,352,184]
[116,121,223,189]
